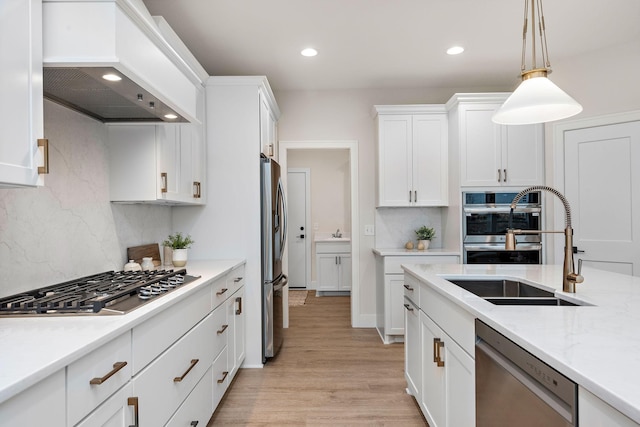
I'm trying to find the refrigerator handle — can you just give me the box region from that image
[277,177,288,260]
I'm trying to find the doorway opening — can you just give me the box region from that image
[279,140,360,328]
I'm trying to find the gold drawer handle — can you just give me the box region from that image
[403,303,414,312]
[233,277,243,283]
[38,138,49,174]
[217,324,229,335]
[90,361,128,385]
[217,371,229,384]
[433,338,445,367]
[193,181,201,198]
[216,288,228,296]
[161,172,168,193]
[173,359,199,382]
[235,296,242,315]
[127,396,139,427]
[403,284,414,291]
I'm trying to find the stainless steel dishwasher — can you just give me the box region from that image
[475,320,578,426]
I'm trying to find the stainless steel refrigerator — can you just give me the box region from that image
[260,155,288,362]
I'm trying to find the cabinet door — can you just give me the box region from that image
[0,369,65,426]
[76,383,135,427]
[339,254,352,291]
[157,124,181,200]
[377,115,413,206]
[260,91,276,157]
[233,287,246,372]
[413,114,448,206]
[443,331,475,427]
[502,123,544,186]
[420,311,446,427]
[317,254,340,290]
[191,122,205,203]
[459,104,502,187]
[0,0,44,187]
[404,297,421,398]
[387,275,405,335]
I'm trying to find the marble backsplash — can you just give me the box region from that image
[0,101,172,297]
[375,207,443,249]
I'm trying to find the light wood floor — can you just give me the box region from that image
[208,291,427,426]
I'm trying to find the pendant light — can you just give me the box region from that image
[492,0,582,125]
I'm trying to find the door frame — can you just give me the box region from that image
[279,140,361,327]
[287,168,311,289]
[552,110,640,264]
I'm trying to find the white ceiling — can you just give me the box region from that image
[143,0,640,92]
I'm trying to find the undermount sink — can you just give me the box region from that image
[445,278,586,306]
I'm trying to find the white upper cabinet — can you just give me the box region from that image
[374,105,448,207]
[0,0,46,188]
[260,89,278,160]
[450,94,544,187]
[108,122,204,205]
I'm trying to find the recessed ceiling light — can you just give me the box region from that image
[102,73,122,82]
[301,48,318,57]
[446,46,465,55]
[164,113,178,120]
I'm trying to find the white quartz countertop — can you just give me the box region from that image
[372,248,461,256]
[314,232,351,242]
[0,259,244,405]
[402,263,640,423]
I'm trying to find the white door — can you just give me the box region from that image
[564,121,640,276]
[287,169,310,288]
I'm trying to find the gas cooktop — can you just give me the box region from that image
[0,269,200,316]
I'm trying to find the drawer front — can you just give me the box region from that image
[165,366,213,427]
[68,332,132,426]
[132,284,211,374]
[76,383,134,427]
[226,263,245,295]
[212,346,230,410]
[403,273,420,305]
[134,310,218,427]
[419,280,475,356]
[211,300,230,360]
[315,242,351,253]
[212,274,232,309]
[385,255,459,274]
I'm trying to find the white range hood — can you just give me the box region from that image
[42,0,206,123]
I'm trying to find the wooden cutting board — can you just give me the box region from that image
[127,243,162,267]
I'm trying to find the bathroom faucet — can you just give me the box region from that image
[505,185,584,293]
[332,229,342,238]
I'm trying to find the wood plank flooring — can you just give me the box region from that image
[208,291,427,426]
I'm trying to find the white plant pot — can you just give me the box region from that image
[418,240,430,250]
[172,248,188,267]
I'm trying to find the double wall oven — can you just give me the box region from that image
[463,191,542,264]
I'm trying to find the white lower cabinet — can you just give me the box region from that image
[316,241,352,292]
[579,387,640,427]
[0,369,65,426]
[375,254,459,344]
[76,383,134,427]
[404,272,475,427]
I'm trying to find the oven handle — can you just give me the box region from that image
[464,243,542,251]
[464,206,541,214]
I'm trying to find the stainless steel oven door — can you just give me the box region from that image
[463,206,541,244]
[464,243,542,264]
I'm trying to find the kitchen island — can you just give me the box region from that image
[403,263,640,425]
[0,259,245,425]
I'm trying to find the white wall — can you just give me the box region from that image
[0,100,172,297]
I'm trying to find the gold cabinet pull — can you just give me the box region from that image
[434,338,445,367]
[173,359,199,382]
[403,284,414,291]
[233,277,243,283]
[37,138,49,174]
[216,288,228,296]
[403,303,414,312]
[127,396,139,427]
[217,324,229,335]
[217,371,229,384]
[235,296,242,315]
[193,181,201,198]
[89,361,128,385]
[161,172,168,193]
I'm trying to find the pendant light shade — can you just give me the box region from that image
[492,71,583,125]
[493,0,582,125]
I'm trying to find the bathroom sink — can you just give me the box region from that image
[445,278,586,306]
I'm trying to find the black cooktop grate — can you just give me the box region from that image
[0,269,198,315]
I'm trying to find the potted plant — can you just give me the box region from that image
[163,232,194,267]
[415,226,435,250]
